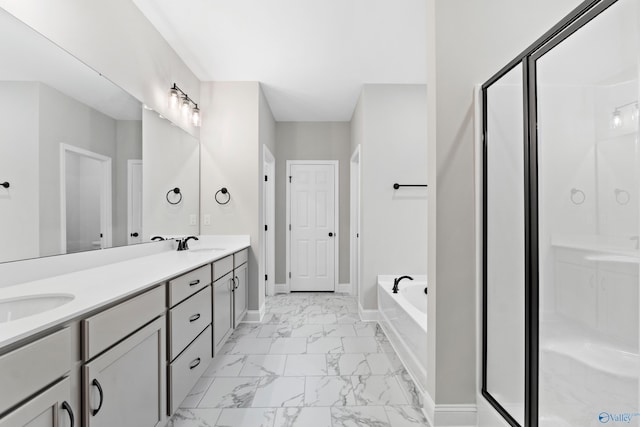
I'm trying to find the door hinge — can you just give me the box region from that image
[357,233,359,238]
[289,272,291,278]
[289,176,292,183]
[265,274,268,281]
[265,175,268,182]
[289,224,291,231]
[265,224,268,231]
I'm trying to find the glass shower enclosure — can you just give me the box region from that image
[483,0,640,425]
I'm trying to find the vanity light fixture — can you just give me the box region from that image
[168,83,201,127]
[611,109,623,129]
[168,86,180,109]
[610,101,638,129]
[192,105,201,127]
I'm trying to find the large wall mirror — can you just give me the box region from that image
[0,7,200,264]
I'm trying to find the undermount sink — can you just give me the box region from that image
[0,294,74,323]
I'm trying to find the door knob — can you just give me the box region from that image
[130,232,139,237]
[328,232,334,237]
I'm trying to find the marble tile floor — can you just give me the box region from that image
[167,293,430,427]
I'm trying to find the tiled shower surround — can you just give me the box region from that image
[167,293,429,427]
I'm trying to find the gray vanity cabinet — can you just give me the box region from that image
[82,286,166,427]
[0,377,72,427]
[167,265,213,414]
[233,249,248,327]
[84,317,166,427]
[0,328,74,427]
[213,271,234,354]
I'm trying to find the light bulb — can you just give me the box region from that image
[181,96,190,114]
[612,109,623,129]
[168,87,179,109]
[192,106,201,127]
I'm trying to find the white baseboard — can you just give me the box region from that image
[337,282,352,294]
[424,393,477,427]
[274,283,352,294]
[358,302,379,322]
[242,303,266,323]
[274,283,288,294]
[433,404,477,426]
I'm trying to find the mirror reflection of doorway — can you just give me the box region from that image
[61,144,112,254]
[128,160,143,245]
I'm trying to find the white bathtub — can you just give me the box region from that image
[377,275,428,394]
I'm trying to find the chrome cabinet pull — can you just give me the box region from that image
[189,357,201,370]
[189,313,201,322]
[189,279,200,286]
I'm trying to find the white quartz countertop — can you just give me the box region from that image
[0,236,250,349]
[551,234,640,258]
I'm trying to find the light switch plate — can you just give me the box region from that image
[204,214,211,225]
[189,214,197,226]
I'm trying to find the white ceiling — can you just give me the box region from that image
[133,0,428,121]
[0,8,141,121]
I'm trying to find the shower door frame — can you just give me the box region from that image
[481,0,621,426]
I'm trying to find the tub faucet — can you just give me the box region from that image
[392,275,414,294]
[177,236,199,251]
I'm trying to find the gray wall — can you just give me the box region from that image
[38,83,118,257]
[200,82,263,311]
[351,85,428,310]
[258,85,276,309]
[430,0,584,411]
[275,121,351,285]
[142,109,199,239]
[0,82,39,263]
[0,0,200,137]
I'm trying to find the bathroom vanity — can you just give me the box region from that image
[0,237,250,427]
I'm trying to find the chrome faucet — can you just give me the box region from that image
[177,236,199,251]
[392,275,413,293]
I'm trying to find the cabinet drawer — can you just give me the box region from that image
[168,264,212,307]
[168,325,212,414]
[0,328,71,415]
[83,286,165,361]
[168,286,212,361]
[213,255,233,281]
[234,249,248,268]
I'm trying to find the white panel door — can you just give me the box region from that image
[290,163,336,291]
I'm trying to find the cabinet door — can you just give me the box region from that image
[554,261,597,328]
[83,317,166,427]
[214,273,233,353]
[0,377,74,427]
[234,263,248,327]
[598,269,639,345]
